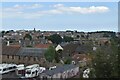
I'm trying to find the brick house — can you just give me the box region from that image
[2,45,47,66]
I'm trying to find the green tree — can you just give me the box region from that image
[1,31,5,37]
[63,36,74,42]
[55,49,63,63]
[5,31,10,34]
[103,33,109,37]
[46,34,62,44]
[64,58,72,64]
[44,46,56,62]
[23,34,32,40]
[91,51,112,78]
[54,51,60,63]
[89,37,119,78]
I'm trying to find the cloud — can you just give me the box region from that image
[53,4,64,8]
[2,4,110,19]
[14,4,22,9]
[3,4,43,12]
[51,4,109,14]
[30,4,43,9]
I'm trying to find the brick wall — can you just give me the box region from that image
[2,55,44,65]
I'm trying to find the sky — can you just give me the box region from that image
[1,2,118,32]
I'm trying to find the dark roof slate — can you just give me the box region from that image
[16,48,46,57]
[75,45,92,53]
[43,64,77,76]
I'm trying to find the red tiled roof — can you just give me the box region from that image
[35,44,51,48]
[9,45,21,47]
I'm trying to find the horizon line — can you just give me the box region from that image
[0,28,120,32]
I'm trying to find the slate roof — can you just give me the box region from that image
[2,46,46,57]
[16,48,47,57]
[63,43,79,54]
[43,64,77,76]
[75,45,92,53]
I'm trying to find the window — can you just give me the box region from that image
[34,57,36,61]
[7,55,9,59]
[13,66,16,68]
[12,55,14,59]
[18,70,25,75]
[8,67,13,69]
[26,71,31,74]
[3,68,7,71]
[32,72,35,74]
[34,57,38,61]
[18,56,21,60]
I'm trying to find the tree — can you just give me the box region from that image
[55,49,63,63]
[1,31,5,37]
[44,46,56,62]
[90,51,112,78]
[103,33,109,37]
[64,58,72,64]
[54,51,60,63]
[23,34,32,40]
[5,31,10,34]
[46,34,62,44]
[89,37,119,78]
[63,36,74,42]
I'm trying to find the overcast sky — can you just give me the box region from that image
[1,2,118,32]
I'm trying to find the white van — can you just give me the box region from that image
[0,63,17,74]
[25,64,39,78]
[16,64,25,78]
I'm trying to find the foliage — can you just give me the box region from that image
[63,36,74,42]
[103,33,109,37]
[54,52,60,63]
[55,50,63,63]
[46,34,74,44]
[46,34,62,44]
[5,31,10,34]
[64,58,72,64]
[44,46,56,62]
[89,37,119,78]
[23,34,32,40]
[91,51,112,78]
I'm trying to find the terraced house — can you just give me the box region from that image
[2,45,47,66]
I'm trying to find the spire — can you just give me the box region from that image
[34,28,36,32]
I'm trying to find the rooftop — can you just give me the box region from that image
[35,44,51,49]
[17,48,47,57]
[43,64,77,76]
